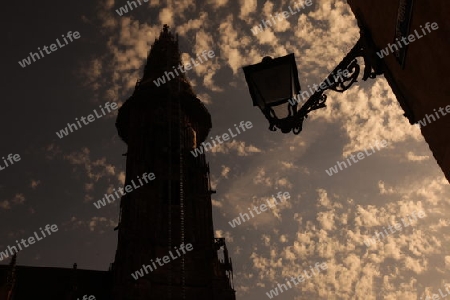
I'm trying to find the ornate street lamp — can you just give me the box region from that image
[242,27,384,134]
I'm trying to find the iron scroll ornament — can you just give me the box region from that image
[266,37,382,135]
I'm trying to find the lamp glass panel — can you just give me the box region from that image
[252,64,293,105]
[270,102,291,119]
[247,76,267,110]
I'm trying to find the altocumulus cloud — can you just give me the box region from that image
[76,0,450,298]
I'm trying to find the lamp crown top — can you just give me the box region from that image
[262,56,273,63]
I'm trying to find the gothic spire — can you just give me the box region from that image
[138,24,193,94]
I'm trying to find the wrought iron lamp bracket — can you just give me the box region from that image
[270,34,383,134]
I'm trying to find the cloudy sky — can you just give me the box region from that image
[2,0,450,299]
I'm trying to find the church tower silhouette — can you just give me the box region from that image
[112,25,236,300]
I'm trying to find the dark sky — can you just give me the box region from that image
[2,0,449,299]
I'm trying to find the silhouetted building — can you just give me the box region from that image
[0,25,235,300]
[113,24,235,299]
[0,256,112,299]
[347,0,450,182]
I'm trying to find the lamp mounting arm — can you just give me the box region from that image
[286,33,383,135]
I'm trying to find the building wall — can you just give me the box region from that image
[113,92,217,299]
[0,265,113,300]
[347,0,450,182]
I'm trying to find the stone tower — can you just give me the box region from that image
[112,25,236,300]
